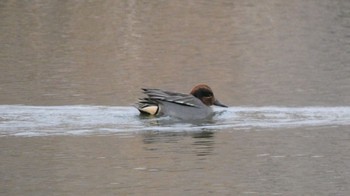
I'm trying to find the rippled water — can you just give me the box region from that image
[1,105,350,137]
[1,0,350,195]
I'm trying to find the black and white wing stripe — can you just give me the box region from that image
[141,88,199,107]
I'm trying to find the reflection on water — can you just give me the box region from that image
[191,131,215,156]
[2,127,350,195]
[143,131,215,156]
[1,0,350,195]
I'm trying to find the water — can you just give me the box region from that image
[1,0,350,195]
[1,105,350,137]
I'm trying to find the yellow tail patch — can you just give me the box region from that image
[140,106,159,115]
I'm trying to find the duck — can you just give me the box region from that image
[135,84,227,120]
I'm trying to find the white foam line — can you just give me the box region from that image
[1,105,350,136]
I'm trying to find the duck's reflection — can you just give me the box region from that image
[191,131,214,156]
[142,130,215,157]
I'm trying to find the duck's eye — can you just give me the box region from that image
[192,88,213,98]
[203,92,212,97]
[200,90,213,97]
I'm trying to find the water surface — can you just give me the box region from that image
[1,0,350,195]
[1,105,350,137]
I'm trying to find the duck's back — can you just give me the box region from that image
[137,88,214,120]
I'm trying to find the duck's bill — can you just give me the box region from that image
[213,99,228,107]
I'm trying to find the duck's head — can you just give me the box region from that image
[190,84,228,107]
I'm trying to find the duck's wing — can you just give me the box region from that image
[141,88,202,108]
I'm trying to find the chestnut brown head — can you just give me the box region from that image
[190,84,227,107]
